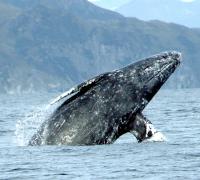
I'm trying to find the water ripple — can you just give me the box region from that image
[0,90,200,179]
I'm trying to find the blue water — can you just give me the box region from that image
[0,89,200,179]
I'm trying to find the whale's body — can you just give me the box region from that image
[29,52,181,146]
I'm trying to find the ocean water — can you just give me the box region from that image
[0,89,200,179]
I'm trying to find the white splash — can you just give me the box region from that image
[145,122,167,142]
[145,131,167,142]
[15,104,56,146]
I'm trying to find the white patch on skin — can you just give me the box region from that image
[50,87,76,105]
[147,132,167,142]
[146,123,157,137]
[94,111,99,115]
[145,122,166,142]
[61,128,77,144]
[50,77,98,105]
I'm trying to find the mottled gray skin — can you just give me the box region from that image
[29,51,181,146]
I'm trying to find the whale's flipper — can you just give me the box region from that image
[129,113,158,142]
[130,113,166,142]
[50,73,109,105]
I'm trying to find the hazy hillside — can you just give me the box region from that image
[0,0,200,94]
[116,0,200,28]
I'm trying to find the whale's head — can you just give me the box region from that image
[121,51,181,110]
[119,51,181,142]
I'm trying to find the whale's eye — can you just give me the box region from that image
[147,130,153,137]
[145,123,157,139]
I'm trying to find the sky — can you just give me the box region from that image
[88,0,132,10]
[88,0,196,9]
[181,0,195,2]
[88,0,198,27]
[88,0,195,2]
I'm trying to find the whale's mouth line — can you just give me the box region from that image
[146,59,180,84]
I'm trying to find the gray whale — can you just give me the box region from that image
[29,51,181,145]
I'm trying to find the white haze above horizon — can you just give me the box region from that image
[88,0,199,28]
[88,0,196,10]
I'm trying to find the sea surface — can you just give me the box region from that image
[0,89,200,179]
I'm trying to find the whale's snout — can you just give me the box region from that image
[137,51,182,103]
[165,51,181,68]
[170,51,182,62]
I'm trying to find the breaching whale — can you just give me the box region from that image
[29,51,181,146]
